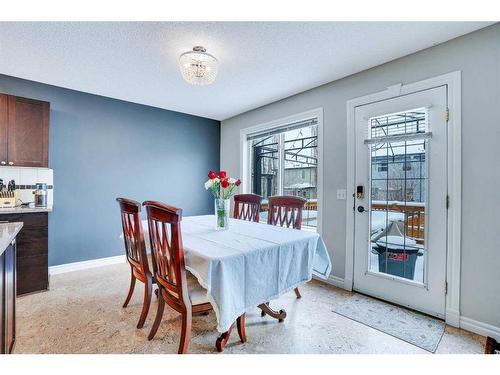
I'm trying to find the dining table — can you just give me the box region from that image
[138,214,332,351]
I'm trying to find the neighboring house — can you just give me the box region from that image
[283,166,317,199]
[371,151,426,203]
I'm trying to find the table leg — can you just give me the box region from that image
[261,302,268,317]
[258,303,287,323]
[236,314,247,343]
[216,324,233,352]
[215,313,247,352]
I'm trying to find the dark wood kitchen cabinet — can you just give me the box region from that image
[0,93,49,168]
[0,95,8,165]
[1,213,48,295]
[1,241,16,354]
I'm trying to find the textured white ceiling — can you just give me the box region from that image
[0,22,492,120]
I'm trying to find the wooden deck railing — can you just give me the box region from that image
[260,199,422,241]
[261,199,317,212]
[372,201,425,244]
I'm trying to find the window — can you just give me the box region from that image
[247,116,319,229]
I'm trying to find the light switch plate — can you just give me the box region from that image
[337,189,347,200]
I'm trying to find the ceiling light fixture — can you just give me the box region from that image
[179,46,218,86]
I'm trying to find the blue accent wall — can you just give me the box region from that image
[0,74,220,266]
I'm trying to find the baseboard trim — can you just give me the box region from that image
[446,308,460,328]
[460,316,500,341]
[49,254,126,275]
[313,274,345,289]
[343,277,353,291]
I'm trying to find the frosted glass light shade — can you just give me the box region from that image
[179,46,218,85]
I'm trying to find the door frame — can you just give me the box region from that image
[345,71,461,326]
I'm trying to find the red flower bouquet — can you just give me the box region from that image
[204,170,241,230]
[204,170,241,199]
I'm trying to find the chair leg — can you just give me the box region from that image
[137,274,152,329]
[178,311,192,354]
[236,314,247,343]
[147,292,165,341]
[294,287,302,299]
[123,270,136,308]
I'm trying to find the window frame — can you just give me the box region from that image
[239,108,323,234]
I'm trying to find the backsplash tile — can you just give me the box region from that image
[19,168,38,185]
[0,168,19,185]
[37,168,53,184]
[0,166,54,206]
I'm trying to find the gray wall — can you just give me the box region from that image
[0,75,220,266]
[221,24,500,328]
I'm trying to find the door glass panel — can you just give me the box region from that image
[369,108,427,284]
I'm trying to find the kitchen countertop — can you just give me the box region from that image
[0,206,53,214]
[0,222,23,256]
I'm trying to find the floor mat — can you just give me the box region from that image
[332,293,445,352]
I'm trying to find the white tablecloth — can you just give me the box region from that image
[140,215,331,332]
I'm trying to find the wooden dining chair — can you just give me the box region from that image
[233,193,262,222]
[143,201,234,354]
[267,195,307,299]
[116,197,153,329]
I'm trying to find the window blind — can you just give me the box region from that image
[364,131,432,145]
[246,118,318,141]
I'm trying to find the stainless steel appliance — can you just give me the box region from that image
[33,183,48,207]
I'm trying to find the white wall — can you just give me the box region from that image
[221,24,500,333]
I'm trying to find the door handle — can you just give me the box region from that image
[357,206,366,213]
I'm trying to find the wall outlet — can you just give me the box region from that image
[337,189,347,200]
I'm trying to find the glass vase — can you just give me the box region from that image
[214,198,230,230]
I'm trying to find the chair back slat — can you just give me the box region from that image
[117,198,149,274]
[267,195,307,230]
[233,194,262,222]
[143,201,190,306]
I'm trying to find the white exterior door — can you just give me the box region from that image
[353,86,448,318]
